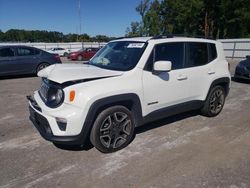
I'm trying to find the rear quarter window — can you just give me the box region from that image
[185,42,208,68]
[208,43,217,62]
[17,47,34,56]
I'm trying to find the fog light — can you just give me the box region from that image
[56,117,67,131]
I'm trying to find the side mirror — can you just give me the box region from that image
[153,61,172,72]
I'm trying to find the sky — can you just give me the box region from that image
[0,0,142,37]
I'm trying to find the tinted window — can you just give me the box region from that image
[208,43,217,62]
[145,42,184,71]
[17,48,34,56]
[185,42,208,68]
[33,48,41,55]
[0,48,15,57]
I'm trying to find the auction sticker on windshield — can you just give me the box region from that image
[127,43,145,48]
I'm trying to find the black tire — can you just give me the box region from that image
[36,63,49,73]
[90,106,135,153]
[63,52,69,57]
[77,55,83,61]
[201,85,226,117]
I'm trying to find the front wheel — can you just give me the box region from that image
[90,106,135,153]
[201,85,226,117]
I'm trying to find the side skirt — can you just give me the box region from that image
[142,100,204,125]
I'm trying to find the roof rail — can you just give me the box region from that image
[150,34,214,40]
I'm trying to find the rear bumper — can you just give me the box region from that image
[27,95,86,145]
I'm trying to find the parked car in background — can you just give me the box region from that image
[234,55,250,80]
[47,47,70,57]
[68,47,99,61]
[0,45,61,76]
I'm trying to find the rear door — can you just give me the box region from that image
[183,42,217,101]
[14,47,40,74]
[0,47,16,76]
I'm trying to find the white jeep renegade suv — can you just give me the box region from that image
[28,36,231,153]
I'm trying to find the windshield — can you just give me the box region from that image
[89,41,146,71]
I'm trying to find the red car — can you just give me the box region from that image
[68,48,99,61]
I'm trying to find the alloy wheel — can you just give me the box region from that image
[99,112,132,149]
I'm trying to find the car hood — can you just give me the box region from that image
[37,64,123,84]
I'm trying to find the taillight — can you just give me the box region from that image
[53,54,61,62]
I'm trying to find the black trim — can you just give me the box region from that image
[27,95,42,112]
[28,93,143,145]
[29,104,84,145]
[209,77,230,97]
[143,100,203,124]
[150,34,214,40]
[148,101,159,105]
[29,76,231,145]
[75,93,143,145]
[60,75,119,88]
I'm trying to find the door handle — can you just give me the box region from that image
[177,75,188,81]
[208,71,215,75]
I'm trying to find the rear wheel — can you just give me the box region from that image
[201,85,225,117]
[90,106,135,153]
[77,55,83,61]
[36,63,49,73]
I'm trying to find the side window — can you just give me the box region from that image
[155,42,184,70]
[0,48,15,57]
[208,43,217,62]
[145,42,184,71]
[33,49,41,55]
[17,48,34,56]
[185,42,208,68]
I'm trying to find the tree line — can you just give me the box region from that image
[0,29,115,42]
[126,0,250,39]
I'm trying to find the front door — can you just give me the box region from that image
[142,42,191,115]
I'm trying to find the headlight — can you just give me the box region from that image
[47,87,64,108]
[39,79,64,108]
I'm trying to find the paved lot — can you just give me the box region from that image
[0,60,250,188]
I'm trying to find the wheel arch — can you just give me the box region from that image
[208,77,231,98]
[78,93,143,144]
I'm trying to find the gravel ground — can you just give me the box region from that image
[0,59,250,188]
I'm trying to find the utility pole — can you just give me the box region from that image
[78,0,82,37]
